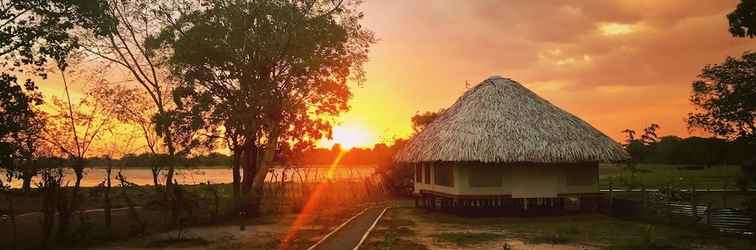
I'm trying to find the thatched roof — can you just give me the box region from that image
[394,76,629,164]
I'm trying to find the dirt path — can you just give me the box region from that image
[309,206,388,250]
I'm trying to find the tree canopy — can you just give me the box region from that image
[728,0,756,38]
[0,0,116,71]
[688,51,756,141]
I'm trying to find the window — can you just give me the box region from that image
[468,168,502,187]
[415,165,422,183]
[424,165,431,184]
[434,166,454,187]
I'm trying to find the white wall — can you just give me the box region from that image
[414,163,598,198]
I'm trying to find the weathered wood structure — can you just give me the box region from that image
[394,76,629,214]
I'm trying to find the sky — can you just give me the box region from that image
[318,0,755,148]
[35,1,755,152]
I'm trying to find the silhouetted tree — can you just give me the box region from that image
[411,109,444,133]
[688,52,755,141]
[42,72,112,243]
[150,0,375,217]
[0,73,45,192]
[728,0,756,38]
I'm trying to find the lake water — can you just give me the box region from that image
[8,166,376,188]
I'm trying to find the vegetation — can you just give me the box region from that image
[362,208,752,250]
[728,0,756,38]
[599,164,744,190]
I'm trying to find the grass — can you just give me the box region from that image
[403,208,752,249]
[599,163,743,189]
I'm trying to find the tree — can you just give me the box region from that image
[1,0,116,71]
[728,0,756,38]
[151,0,375,216]
[89,82,165,187]
[41,70,112,242]
[688,52,756,141]
[411,109,444,133]
[0,73,44,192]
[79,0,187,192]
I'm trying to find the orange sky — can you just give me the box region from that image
[320,0,755,148]
[36,1,755,151]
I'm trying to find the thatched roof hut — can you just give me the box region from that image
[397,76,629,212]
[395,75,628,163]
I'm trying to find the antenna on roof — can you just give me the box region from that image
[465,80,470,89]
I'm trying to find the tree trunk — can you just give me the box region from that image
[104,164,112,239]
[57,163,84,244]
[248,128,280,217]
[241,139,258,194]
[151,166,161,189]
[21,172,33,193]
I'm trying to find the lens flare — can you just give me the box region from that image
[278,150,347,249]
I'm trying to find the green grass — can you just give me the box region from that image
[431,232,506,246]
[599,164,743,189]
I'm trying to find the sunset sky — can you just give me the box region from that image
[321,0,754,148]
[39,1,754,151]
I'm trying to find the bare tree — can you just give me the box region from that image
[90,82,165,188]
[78,0,182,195]
[41,69,112,242]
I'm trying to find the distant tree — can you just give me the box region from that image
[688,52,755,141]
[641,123,660,145]
[728,0,756,38]
[411,109,444,133]
[89,82,165,187]
[150,0,375,216]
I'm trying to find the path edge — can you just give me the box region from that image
[352,207,389,250]
[306,207,369,250]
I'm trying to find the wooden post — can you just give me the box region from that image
[722,183,728,208]
[690,183,697,218]
[608,179,614,213]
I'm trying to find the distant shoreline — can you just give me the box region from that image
[85,164,378,169]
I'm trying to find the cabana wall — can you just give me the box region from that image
[412,162,602,213]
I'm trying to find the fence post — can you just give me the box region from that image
[690,183,697,218]
[722,183,728,208]
[608,179,614,213]
[640,184,647,219]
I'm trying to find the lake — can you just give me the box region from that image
[8,165,376,188]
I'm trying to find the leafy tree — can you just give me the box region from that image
[150,0,375,216]
[0,0,115,72]
[728,0,756,38]
[411,109,444,133]
[0,73,44,188]
[688,52,756,141]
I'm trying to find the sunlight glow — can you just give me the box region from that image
[278,150,347,249]
[598,22,635,36]
[321,122,377,149]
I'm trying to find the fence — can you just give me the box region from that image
[604,186,752,235]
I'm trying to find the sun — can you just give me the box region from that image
[324,123,376,150]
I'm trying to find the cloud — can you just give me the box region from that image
[353,0,753,141]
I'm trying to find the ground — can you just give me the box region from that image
[359,207,753,250]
